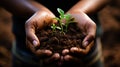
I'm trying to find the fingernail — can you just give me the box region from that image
[83,41,88,48]
[33,40,38,46]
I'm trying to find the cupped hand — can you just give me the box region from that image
[62,11,96,63]
[25,10,60,63]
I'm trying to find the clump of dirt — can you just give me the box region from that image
[36,23,85,55]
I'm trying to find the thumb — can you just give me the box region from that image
[82,26,96,48]
[82,34,95,48]
[25,24,40,47]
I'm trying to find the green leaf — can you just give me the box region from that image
[56,26,61,30]
[64,14,71,20]
[57,8,64,16]
[51,23,55,29]
[51,26,53,29]
[53,23,56,26]
[53,17,60,21]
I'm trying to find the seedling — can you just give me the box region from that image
[51,23,61,32]
[51,8,75,33]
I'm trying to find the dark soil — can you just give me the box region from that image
[36,23,85,55]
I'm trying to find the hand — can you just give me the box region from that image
[62,11,96,63]
[25,10,60,64]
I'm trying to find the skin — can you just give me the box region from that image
[1,0,110,65]
[63,0,110,62]
[1,0,60,63]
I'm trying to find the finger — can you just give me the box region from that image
[81,41,94,55]
[70,41,94,55]
[64,55,84,66]
[26,40,52,57]
[35,49,52,57]
[62,49,69,55]
[26,39,36,53]
[25,22,40,47]
[64,55,79,62]
[82,34,94,48]
[82,21,96,48]
[43,53,60,64]
[70,47,83,54]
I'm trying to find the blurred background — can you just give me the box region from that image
[0,0,120,67]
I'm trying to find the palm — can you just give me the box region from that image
[62,11,96,62]
[25,11,60,64]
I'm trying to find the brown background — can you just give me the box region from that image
[0,0,120,67]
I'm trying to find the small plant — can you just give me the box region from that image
[51,23,61,32]
[51,8,75,33]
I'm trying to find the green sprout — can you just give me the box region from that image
[51,23,61,32]
[51,23,56,32]
[51,8,75,33]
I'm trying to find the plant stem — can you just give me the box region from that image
[59,20,64,33]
